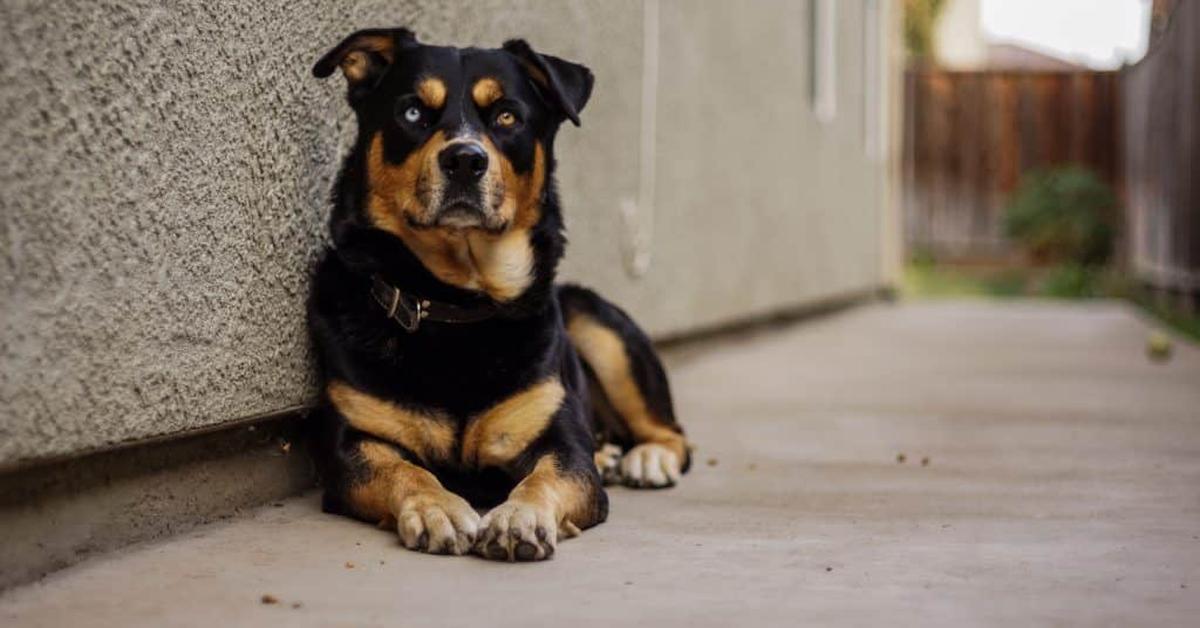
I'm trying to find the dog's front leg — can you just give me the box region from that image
[475,450,606,561]
[349,440,481,556]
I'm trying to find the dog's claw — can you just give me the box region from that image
[486,540,508,561]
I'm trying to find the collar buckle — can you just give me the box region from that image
[370,274,494,330]
[373,279,423,333]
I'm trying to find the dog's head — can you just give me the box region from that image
[314,28,592,237]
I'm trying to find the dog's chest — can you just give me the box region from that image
[396,228,535,302]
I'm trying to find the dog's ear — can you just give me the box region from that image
[313,28,418,95]
[502,39,593,127]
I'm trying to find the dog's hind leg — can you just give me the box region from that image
[558,284,690,488]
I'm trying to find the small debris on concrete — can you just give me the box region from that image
[1147,331,1173,362]
[291,602,303,609]
[921,456,931,467]
[344,561,355,569]
[706,457,719,467]
[825,567,833,572]
[896,453,906,464]
[624,581,633,585]
[260,594,278,605]
[271,502,284,508]
[747,463,758,471]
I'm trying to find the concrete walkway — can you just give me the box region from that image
[3,300,1198,627]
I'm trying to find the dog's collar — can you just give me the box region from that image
[369,275,499,332]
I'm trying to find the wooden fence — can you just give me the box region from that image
[1122,0,1200,308]
[903,69,1121,260]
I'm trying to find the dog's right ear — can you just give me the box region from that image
[313,28,418,95]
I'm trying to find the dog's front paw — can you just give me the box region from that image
[395,490,480,555]
[620,442,681,488]
[474,500,559,561]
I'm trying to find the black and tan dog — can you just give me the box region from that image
[306,28,689,561]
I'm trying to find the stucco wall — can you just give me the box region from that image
[0,0,891,467]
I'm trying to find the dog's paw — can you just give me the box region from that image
[594,443,623,485]
[474,500,559,561]
[620,442,681,489]
[395,490,480,556]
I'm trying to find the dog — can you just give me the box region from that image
[306,28,690,562]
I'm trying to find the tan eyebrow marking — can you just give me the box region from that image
[416,76,447,109]
[471,77,504,108]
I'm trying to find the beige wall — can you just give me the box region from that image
[0,0,895,467]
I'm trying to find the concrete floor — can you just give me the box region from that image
[2,300,1198,627]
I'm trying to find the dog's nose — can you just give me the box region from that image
[438,143,488,184]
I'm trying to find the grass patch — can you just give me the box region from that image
[901,263,1200,342]
[901,263,1031,298]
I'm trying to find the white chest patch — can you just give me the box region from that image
[466,229,535,302]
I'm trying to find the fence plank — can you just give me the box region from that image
[903,69,1122,260]
[1123,1,1200,307]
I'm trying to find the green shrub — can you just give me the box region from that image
[1039,263,1101,298]
[1003,167,1118,266]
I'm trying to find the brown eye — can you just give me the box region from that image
[495,110,518,128]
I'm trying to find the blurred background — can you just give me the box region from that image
[901,0,1197,333]
[1,0,1198,610]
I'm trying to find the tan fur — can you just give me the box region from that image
[566,314,687,461]
[327,381,456,465]
[486,138,546,231]
[347,441,445,526]
[341,51,370,82]
[366,131,546,302]
[366,130,448,230]
[338,34,396,82]
[471,77,504,108]
[356,34,396,62]
[508,454,597,528]
[416,76,447,109]
[463,379,564,468]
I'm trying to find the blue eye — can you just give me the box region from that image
[403,106,421,123]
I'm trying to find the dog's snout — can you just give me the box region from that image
[438,143,488,184]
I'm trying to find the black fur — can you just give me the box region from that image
[306,29,685,549]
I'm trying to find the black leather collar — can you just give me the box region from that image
[369,275,499,332]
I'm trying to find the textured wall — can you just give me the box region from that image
[0,0,891,467]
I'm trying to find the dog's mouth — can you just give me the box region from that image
[434,198,487,229]
[407,194,507,234]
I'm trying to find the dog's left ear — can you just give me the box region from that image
[502,39,594,127]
